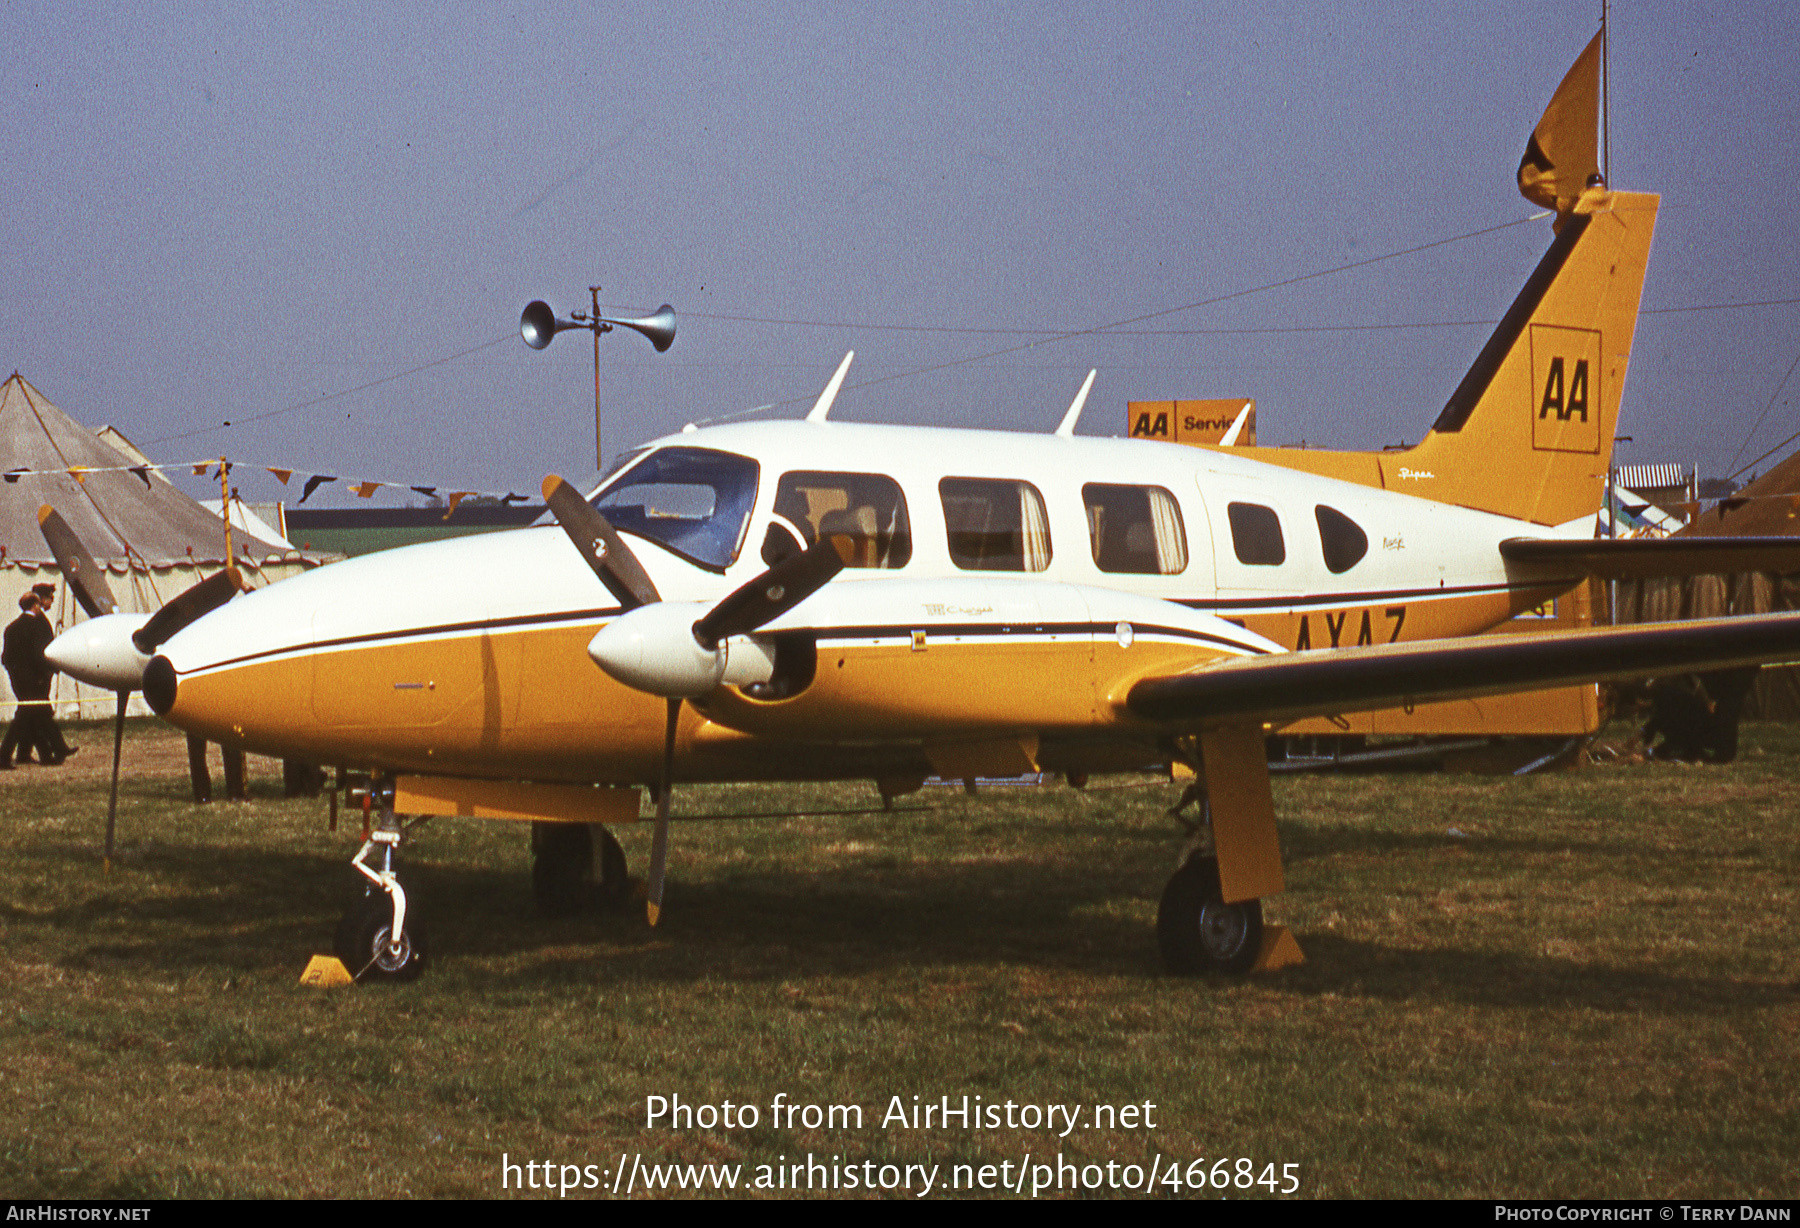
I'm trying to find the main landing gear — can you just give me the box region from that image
[335,814,430,982]
[1157,855,1263,976]
[531,822,633,917]
[1157,779,1270,976]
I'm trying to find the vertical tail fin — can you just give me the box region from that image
[1395,187,1659,524]
[1196,188,1658,526]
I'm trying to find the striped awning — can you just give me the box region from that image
[1616,463,1691,490]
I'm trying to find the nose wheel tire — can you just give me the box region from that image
[1157,856,1263,976]
[335,887,430,982]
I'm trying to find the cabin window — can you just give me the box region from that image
[592,446,759,572]
[939,478,1052,571]
[1226,502,1285,566]
[1315,505,1369,574]
[772,471,913,569]
[1082,483,1188,574]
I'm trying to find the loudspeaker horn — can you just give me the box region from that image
[520,300,583,350]
[599,304,677,353]
[520,300,677,353]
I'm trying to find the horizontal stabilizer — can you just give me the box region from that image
[1127,612,1800,728]
[1500,535,1800,580]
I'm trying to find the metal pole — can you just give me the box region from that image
[590,285,604,472]
[1600,0,1610,185]
[218,457,234,565]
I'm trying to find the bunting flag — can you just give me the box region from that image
[299,474,337,504]
[0,453,578,516]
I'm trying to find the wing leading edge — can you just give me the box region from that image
[1126,611,1800,728]
[1500,535,1800,581]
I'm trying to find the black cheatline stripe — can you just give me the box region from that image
[176,605,624,677]
[1431,213,1592,434]
[181,610,1271,679]
[1176,579,1538,612]
[181,577,1547,678]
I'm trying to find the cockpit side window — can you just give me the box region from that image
[772,471,913,569]
[1083,483,1188,574]
[1226,502,1285,566]
[592,447,760,572]
[1314,505,1369,574]
[939,478,1052,572]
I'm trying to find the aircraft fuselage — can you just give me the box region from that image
[149,420,1569,784]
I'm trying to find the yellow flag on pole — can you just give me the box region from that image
[1517,30,1602,214]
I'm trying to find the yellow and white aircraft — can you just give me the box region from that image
[43,40,1800,981]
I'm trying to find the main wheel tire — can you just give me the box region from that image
[532,823,632,916]
[532,822,593,918]
[593,826,631,912]
[334,888,430,982]
[1157,856,1263,976]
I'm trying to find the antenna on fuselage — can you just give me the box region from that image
[806,351,855,422]
[1054,369,1098,438]
[1218,400,1253,447]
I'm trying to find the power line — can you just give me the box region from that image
[1726,343,1800,480]
[697,214,1548,424]
[146,334,512,446]
[683,296,1800,336]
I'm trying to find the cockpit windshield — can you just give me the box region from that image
[592,447,760,571]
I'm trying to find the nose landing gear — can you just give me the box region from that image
[335,813,431,982]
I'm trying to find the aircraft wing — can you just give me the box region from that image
[1126,611,1800,728]
[1500,535,1800,580]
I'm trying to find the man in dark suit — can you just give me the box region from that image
[2,590,54,766]
[29,583,75,762]
[1,585,75,767]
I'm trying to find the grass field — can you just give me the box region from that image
[2,720,1797,1199]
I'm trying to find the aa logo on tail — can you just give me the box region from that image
[1528,324,1602,453]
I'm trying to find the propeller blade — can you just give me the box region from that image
[691,539,844,649]
[104,690,126,874]
[36,506,118,618]
[542,475,661,610]
[131,567,245,654]
[645,697,679,926]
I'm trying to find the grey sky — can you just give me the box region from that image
[4,1,1797,507]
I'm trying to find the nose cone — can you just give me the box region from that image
[45,613,153,691]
